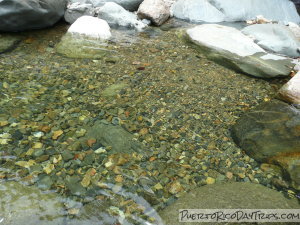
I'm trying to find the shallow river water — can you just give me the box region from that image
[0,19,293,224]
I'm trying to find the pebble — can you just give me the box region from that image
[205,177,216,185]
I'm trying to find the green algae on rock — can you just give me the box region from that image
[55,33,115,59]
[55,16,114,59]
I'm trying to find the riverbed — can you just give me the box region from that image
[0,19,292,224]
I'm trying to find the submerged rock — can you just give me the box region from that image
[98,2,146,30]
[160,182,299,225]
[0,0,67,32]
[186,24,293,78]
[64,2,95,24]
[0,35,22,54]
[101,82,129,98]
[80,121,144,154]
[242,24,300,57]
[137,0,170,26]
[56,16,113,58]
[279,71,300,104]
[171,0,225,23]
[0,181,64,225]
[232,100,300,190]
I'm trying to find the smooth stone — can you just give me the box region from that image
[186,24,293,78]
[66,176,87,195]
[56,16,113,59]
[97,2,146,30]
[242,24,300,57]
[232,100,300,190]
[80,120,144,154]
[62,150,74,161]
[102,82,129,98]
[137,0,170,26]
[0,0,67,32]
[67,16,111,40]
[64,2,95,24]
[171,0,225,23]
[0,181,64,224]
[159,182,299,225]
[279,71,300,104]
[37,175,54,190]
[0,35,21,54]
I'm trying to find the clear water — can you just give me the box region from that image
[0,19,290,224]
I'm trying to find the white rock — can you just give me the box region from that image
[210,0,300,23]
[287,22,300,39]
[68,16,111,40]
[186,24,293,78]
[64,3,95,24]
[171,0,225,23]
[242,24,300,57]
[98,2,146,30]
[137,0,170,26]
[260,54,287,60]
[279,71,300,104]
[187,24,264,57]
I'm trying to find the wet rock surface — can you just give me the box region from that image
[232,100,300,190]
[159,182,300,225]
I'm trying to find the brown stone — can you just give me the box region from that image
[279,71,300,104]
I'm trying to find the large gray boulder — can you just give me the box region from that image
[171,0,225,23]
[232,100,300,190]
[242,24,300,57]
[160,182,299,225]
[0,181,64,225]
[210,0,300,23]
[0,0,67,32]
[171,0,300,24]
[98,2,146,30]
[186,24,294,78]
